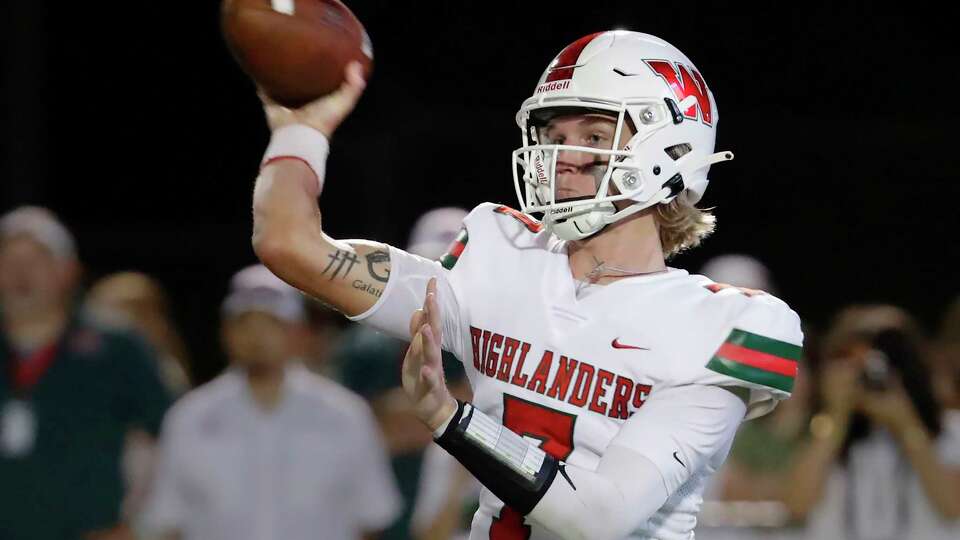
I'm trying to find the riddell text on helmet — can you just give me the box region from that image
[535,158,548,184]
[535,80,571,94]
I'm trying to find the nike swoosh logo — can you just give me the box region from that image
[611,338,650,351]
[673,451,686,468]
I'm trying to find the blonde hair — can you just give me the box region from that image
[654,198,716,259]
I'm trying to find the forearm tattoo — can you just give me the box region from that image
[322,248,389,301]
[352,279,383,299]
[348,249,390,299]
[322,250,360,280]
[365,250,391,283]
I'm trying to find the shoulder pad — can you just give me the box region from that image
[705,295,803,396]
[492,205,543,233]
[438,203,545,270]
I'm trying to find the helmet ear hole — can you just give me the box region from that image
[663,174,685,197]
[664,143,692,160]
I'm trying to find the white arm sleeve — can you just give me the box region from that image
[347,245,468,360]
[528,384,747,540]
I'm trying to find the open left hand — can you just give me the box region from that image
[402,278,458,432]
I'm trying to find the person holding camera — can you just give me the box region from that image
[784,305,960,539]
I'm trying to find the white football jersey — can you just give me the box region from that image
[353,202,803,540]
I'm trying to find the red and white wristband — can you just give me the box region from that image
[260,124,330,193]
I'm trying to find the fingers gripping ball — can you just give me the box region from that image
[222,0,373,108]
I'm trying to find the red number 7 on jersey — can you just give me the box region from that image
[490,394,577,540]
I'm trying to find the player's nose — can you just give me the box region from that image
[555,160,577,175]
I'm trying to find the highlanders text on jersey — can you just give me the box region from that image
[350,202,803,540]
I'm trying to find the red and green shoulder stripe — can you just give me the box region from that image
[439,228,469,270]
[493,205,543,233]
[706,328,801,393]
[439,205,540,269]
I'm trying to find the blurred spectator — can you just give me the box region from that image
[86,271,193,521]
[301,298,350,377]
[404,207,472,262]
[334,328,474,540]
[331,206,480,540]
[141,264,400,540]
[409,443,481,540]
[0,206,171,539]
[935,295,960,412]
[87,271,191,394]
[785,305,960,539]
[700,254,777,295]
[335,327,438,457]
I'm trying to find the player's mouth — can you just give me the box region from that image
[554,191,596,204]
[555,186,595,203]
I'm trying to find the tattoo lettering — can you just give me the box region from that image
[322,250,359,280]
[353,279,383,299]
[365,250,391,283]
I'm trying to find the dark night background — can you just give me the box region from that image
[2,1,956,382]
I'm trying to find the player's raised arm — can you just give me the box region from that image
[251,63,468,355]
[251,63,385,317]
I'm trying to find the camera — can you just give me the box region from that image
[858,328,916,392]
[860,348,892,391]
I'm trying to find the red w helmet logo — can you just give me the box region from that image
[644,60,713,126]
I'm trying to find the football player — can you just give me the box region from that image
[251,31,803,540]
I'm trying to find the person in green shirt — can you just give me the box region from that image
[0,206,171,539]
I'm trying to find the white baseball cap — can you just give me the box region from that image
[0,206,76,261]
[221,264,305,323]
[406,207,469,260]
[700,254,776,294]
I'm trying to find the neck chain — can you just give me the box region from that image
[577,255,668,293]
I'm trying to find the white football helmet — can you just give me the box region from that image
[512,31,734,241]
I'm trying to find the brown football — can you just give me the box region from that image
[222,0,373,108]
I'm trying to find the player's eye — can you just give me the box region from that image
[544,133,565,144]
[585,133,611,147]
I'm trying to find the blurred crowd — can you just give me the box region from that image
[1,205,957,540]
